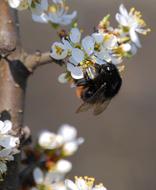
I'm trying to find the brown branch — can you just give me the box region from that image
[0,1,28,190]
[0,2,56,190]
[24,51,54,72]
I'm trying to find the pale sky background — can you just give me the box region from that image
[18,1,156,190]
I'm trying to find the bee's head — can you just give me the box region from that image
[100,63,118,74]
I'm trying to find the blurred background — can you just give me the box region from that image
[18,1,156,190]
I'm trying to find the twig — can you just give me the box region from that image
[24,51,54,72]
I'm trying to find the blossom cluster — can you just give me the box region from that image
[51,4,150,81]
[38,124,84,156]
[21,124,84,190]
[0,120,20,180]
[8,0,77,26]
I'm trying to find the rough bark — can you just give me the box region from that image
[0,1,28,190]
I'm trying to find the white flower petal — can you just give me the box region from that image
[69,56,79,66]
[94,57,106,65]
[76,178,88,190]
[62,38,73,52]
[129,29,141,48]
[65,179,78,190]
[82,36,95,56]
[115,13,128,26]
[0,136,19,149]
[70,28,81,44]
[130,43,138,55]
[63,137,84,156]
[72,48,84,64]
[121,43,131,52]
[67,63,84,79]
[2,120,12,134]
[92,33,104,44]
[0,121,4,133]
[111,56,122,65]
[55,160,72,173]
[58,73,68,83]
[60,11,77,25]
[95,47,111,62]
[58,124,77,142]
[32,13,49,23]
[40,0,48,10]
[63,142,78,156]
[104,35,117,49]
[45,171,56,184]
[33,168,44,184]
[119,4,129,18]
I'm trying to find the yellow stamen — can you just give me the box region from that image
[55,45,64,55]
[48,5,57,13]
[94,43,101,52]
[75,176,95,187]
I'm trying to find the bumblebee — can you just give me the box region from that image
[75,63,122,115]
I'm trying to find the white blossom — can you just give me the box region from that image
[65,177,107,190]
[8,0,77,26]
[0,120,20,179]
[32,167,67,190]
[38,131,63,150]
[58,124,84,156]
[48,8,77,26]
[38,124,84,155]
[30,0,49,23]
[0,120,19,149]
[51,42,68,60]
[116,4,150,47]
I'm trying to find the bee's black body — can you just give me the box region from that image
[76,63,122,104]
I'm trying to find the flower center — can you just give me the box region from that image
[55,46,64,55]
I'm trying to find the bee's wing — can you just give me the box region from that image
[93,99,111,116]
[76,84,107,114]
[76,102,93,113]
